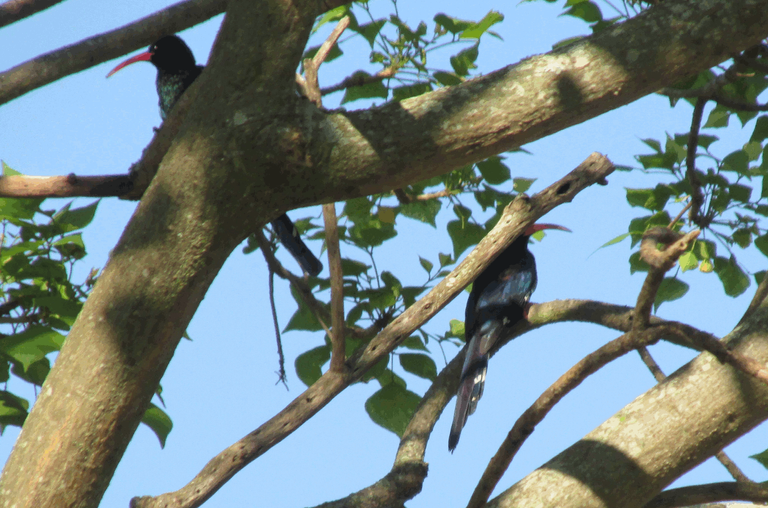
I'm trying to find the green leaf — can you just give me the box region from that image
[629,251,650,273]
[0,326,65,371]
[141,403,173,448]
[400,336,429,351]
[399,353,437,380]
[678,252,699,272]
[313,4,351,33]
[354,19,386,47]
[434,13,472,34]
[696,134,719,149]
[303,43,343,64]
[419,256,433,274]
[599,233,630,249]
[400,199,440,227]
[513,178,535,193]
[365,383,422,437]
[447,220,485,258]
[729,184,752,203]
[349,219,396,247]
[744,141,763,161]
[750,448,768,470]
[754,234,768,258]
[654,277,689,311]
[750,115,768,143]
[450,43,479,77]
[449,319,465,339]
[53,200,99,233]
[641,138,662,153]
[732,228,752,249]
[562,1,602,23]
[714,256,750,297]
[393,83,432,101]
[433,71,463,87]
[461,11,504,39]
[625,187,670,211]
[340,258,370,277]
[341,73,388,104]
[704,106,730,128]
[284,286,327,332]
[53,233,87,259]
[0,390,29,430]
[295,345,331,387]
[665,136,687,164]
[722,150,750,175]
[476,156,511,185]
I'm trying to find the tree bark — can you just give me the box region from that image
[488,301,768,508]
[2,0,768,507]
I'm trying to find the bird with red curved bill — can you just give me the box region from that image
[107,35,324,277]
[448,223,570,452]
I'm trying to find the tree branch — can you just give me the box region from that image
[131,154,614,508]
[323,203,346,372]
[486,301,768,508]
[0,0,62,28]
[644,482,768,508]
[0,0,226,106]
[634,227,700,329]
[468,326,671,508]
[0,174,134,198]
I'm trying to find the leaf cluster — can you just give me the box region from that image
[0,163,171,446]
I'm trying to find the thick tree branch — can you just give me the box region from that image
[636,343,753,483]
[6,0,768,208]
[468,326,670,508]
[644,482,768,508]
[0,0,226,106]
[0,0,62,28]
[486,301,768,508]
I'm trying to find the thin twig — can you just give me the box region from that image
[714,452,754,484]
[267,268,288,387]
[255,230,333,339]
[301,16,350,106]
[687,97,708,226]
[667,200,692,229]
[323,203,346,372]
[637,347,665,382]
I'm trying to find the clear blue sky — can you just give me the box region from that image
[1,1,766,506]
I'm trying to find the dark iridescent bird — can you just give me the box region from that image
[107,35,323,276]
[448,223,569,452]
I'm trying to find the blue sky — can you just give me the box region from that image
[1,0,767,506]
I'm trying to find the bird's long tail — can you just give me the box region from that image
[271,213,324,276]
[448,352,488,452]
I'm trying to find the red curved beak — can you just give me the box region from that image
[525,223,571,235]
[106,51,152,78]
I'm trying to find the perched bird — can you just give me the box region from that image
[107,35,324,276]
[448,223,569,452]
